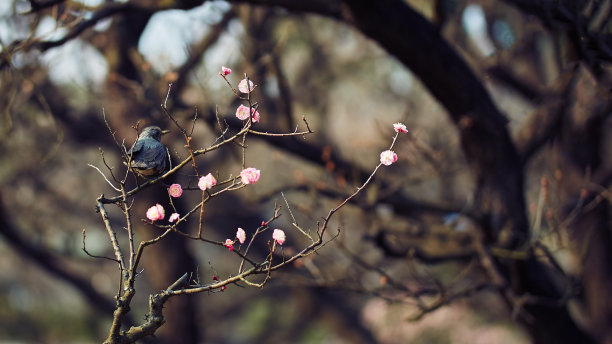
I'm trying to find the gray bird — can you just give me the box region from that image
[126,126,169,177]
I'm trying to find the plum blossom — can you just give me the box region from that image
[393,123,408,133]
[168,184,183,198]
[198,173,217,191]
[169,213,180,223]
[251,108,260,123]
[238,78,254,93]
[380,150,398,166]
[223,239,234,251]
[236,105,249,120]
[272,229,286,245]
[221,66,231,76]
[146,204,165,221]
[236,105,260,122]
[240,167,260,185]
[236,227,246,244]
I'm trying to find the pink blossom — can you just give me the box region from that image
[238,78,254,93]
[236,104,260,122]
[169,213,180,223]
[272,229,286,245]
[198,173,217,191]
[168,184,183,198]
[393,123,408,133]
[224,239,234,251]
[236,227,246,244]
[236,104,250,120]
[251,109,260,123]
[146,204,165,222]
[221,66,232,76]
[240,167,260,185]
[380,150,398,166]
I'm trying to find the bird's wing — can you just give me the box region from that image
[127,139,144,155]
[141,142,166,166]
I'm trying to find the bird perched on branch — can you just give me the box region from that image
[126,126,169,178]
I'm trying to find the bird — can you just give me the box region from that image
[126,126,169,178]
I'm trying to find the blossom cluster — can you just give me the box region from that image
[141,71,409,296]
[146,203,179,223]
[222,227,285,251]
[147,167,261,224]
[221,67,260,123]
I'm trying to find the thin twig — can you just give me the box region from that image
[82,229,120,264]
[88,164,121,191]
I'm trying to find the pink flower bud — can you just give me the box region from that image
[272,229,286,245]
[224,239,234,251]
[251,109,260,123]
[393,123,408,133]
[169,213,180,223]
[236,227,246,244]
[221,66,232,76]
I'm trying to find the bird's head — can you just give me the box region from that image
[140,126,170,141]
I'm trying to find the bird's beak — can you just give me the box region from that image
[161,130,171,135]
